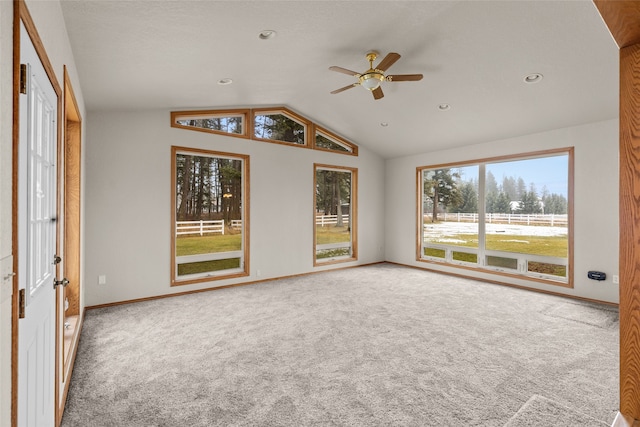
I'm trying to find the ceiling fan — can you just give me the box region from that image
[329,51,423,100]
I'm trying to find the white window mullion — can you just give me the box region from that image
[478,163,486,266]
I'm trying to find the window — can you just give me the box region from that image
[418,149,572,286]
[314,126,358,156]
[253,108,308,146]
[171,110,249,138]
[171,107,358,155]
[314,164,357,265]
[171,146,249,285]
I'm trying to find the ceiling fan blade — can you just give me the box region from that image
[387,74,424,82]
[329,66,360,76]
[372,86,384,100]
[331,83,358,94]
[376,52,401,72]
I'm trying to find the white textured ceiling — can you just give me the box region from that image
[60,0,619,159]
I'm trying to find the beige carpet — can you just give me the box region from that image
[61,263,618,426]
[504,395,609,427]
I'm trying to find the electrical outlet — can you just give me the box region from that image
[613,275,619,284]
[98,275,107,285]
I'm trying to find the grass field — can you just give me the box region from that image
[316,226,351,259]
[316,225,351,245]
[176,233,242,275]
[426,233,567,257]
[176,233,242,256]
[177,258,241,276]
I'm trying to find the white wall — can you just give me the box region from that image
[84,110,385,306]
[385,119,619,304]
[0,1,86,424]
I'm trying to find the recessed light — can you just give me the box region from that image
[259,30,277,40]
[380,122,389,127]
[523,73,543,84]
[438,103,451,111]
[217,78,233,85]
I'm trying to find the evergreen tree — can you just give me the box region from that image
[494,191,512,213]
[519,190,542,214]
[516,177,526,200]
[452,181,478,213]
[424,169,461,221]
[542,193,567,214]
[485,171,499,213]
[502,176,517,200]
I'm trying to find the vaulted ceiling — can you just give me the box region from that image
[60,0,618,159]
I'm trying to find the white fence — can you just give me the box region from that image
[178,215,348,236]
[424,212,568,227]
[176,220,225,236]
[316,214,349,227]
[176,219,243,236]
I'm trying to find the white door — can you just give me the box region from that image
[17,22,58,427]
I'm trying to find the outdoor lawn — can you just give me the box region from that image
[176,233,242,276]
[426,233,567,258]
[176,233,242,256]
[316,225,351,259]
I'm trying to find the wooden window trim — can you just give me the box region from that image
[171,146,250,286]
[415,147,574,288]
[171,109,250,139]
[252,107,311,148]
[313,125,358,156]
[313,163,358,267]
[171,106,358,156]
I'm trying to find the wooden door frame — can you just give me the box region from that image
[11,0,62,425]
[593,1,640,425]
[56,66,83,426]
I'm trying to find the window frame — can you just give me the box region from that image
[171,145,250,286]
[312,125,358,156]
[171,109,250,139]
[416,148,573,288]
[314,163,358,266]
[252,107,310,148]
[171,106,358,156]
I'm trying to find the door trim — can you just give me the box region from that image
[12,1,62,425]
[56,66,83,426]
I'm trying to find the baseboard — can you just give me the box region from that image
[86,261,386,310]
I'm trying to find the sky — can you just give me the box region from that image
[456,154,569,197]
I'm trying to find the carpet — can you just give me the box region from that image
[61,263,618,426]
[540,300,618,329]
[504,395,609,427]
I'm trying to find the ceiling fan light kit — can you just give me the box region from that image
[360,72,385,90]
[329,51,423,100]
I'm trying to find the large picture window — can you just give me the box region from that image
[314,164,357,265]
[171,146,249,285]
[418,149,572,286]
